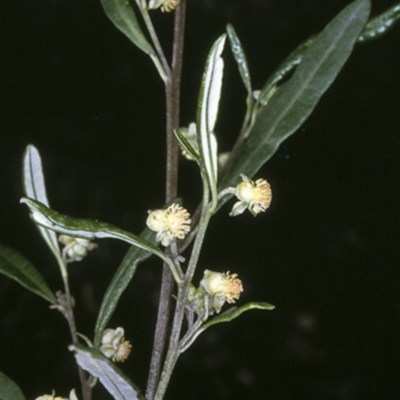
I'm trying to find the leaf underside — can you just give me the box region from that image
[72,344,145,400]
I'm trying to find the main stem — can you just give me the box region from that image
[146,2,186,399]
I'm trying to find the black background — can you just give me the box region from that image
[1,0,400,399]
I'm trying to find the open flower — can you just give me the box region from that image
[148,0,180,12]
[59,235,97,263]
[100,327,132,363]
[146,203,191,246]
[200,269,243,313]
[230,173,272,217]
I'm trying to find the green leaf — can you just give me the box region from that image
[20,197,182,283]
[256,36,315,107]
[0,371,26,400]
[99,0,167,80]
[179,302,274,353]
[255,3,399,103]
[0,243,55,303]
[197,34,226,208]
[358,3,400,42]
[226,24,252,94]
[94,227,155,347]
[220,0,371,189]
[100,0,153,55]
[71,344,145,400]
[22,145,61,261]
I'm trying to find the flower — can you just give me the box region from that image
[35,390,78,400]
[230,173,272,217]
[148,0,180,13]
[200,269,243,313]
[201,270,243,303]
[146,203,191,246]
[59,235,97,263]
[100,327,132,363]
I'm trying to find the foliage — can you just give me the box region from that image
[1,0,399,399]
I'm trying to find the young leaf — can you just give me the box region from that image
[179,302,275,353]
[22,145,61,261]
[220,0,371,189]
[94,227,156,347]
[358,3,400,42]
[202,301,275,329]
[197,34,226,208]
[0,371,26,400]
[20,197,182,283]
[226,24,252,94]
[0,243,55,303]
[71,344,145,400]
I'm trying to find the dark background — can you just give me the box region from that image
[1,0,400,399]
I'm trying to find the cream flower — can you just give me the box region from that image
[100,327,132,363]
[148,0,180,12]
[230,173,272,217]
[146,203,191,246]
[200,269,243,313]
[59,235,97,263]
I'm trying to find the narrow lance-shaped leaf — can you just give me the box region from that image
[0,243,55,303]
[220,0,371,190]
[22,145,61,260]
[226,24,252,94]
[71,344,145,400]
[255,3,399,105]
[0,371,26,400]
[358,3,400,41]
[179,302,275,353]
[197,34,226,208]
[20,197,183,284]
[94,227,156,347]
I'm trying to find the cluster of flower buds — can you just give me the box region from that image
[58,235,97,263]
[189,269,243,317]
[100,327,132,363]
